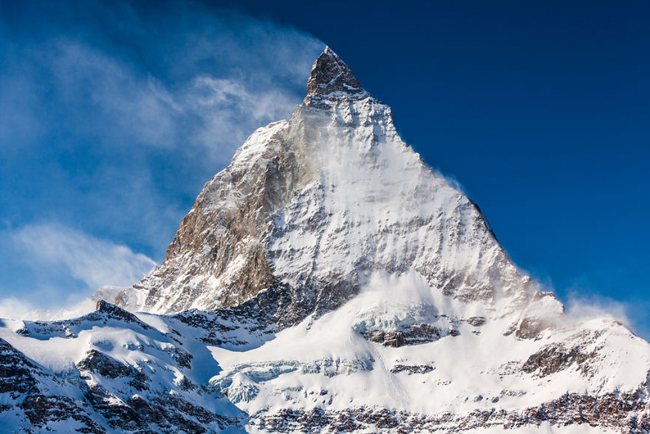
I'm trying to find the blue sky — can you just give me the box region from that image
[1,1,649,335]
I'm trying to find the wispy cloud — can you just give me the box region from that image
[11,223,156,290]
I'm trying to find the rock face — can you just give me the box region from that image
[3,47,650,433]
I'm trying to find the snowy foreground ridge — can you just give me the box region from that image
[2,48,650,433]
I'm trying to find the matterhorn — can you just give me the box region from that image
[1,47,649,434]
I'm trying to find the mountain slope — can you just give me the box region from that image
[2,47,650,433]
[116,47,541,326]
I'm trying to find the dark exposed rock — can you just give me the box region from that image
[390,364,434,374]
[77,350,138,380]
[170,347,193,370]
[363,330,405,347]
[94,300,147,325]
[306,46,365,98]
[77,350,150,393]
[361,324,458,347]
[522,343,595,377]
[20,395,106,433]
[513,317,551,340]
[254,388,650,433]
[467,316,486,327]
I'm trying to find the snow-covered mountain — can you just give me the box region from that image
[2,47,650,433]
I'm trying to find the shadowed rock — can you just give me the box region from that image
[306,46,366,98]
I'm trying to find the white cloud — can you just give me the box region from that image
[11,223,156,290]
[44,40,182,149]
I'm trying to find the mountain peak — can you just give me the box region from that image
[306,47,366,97]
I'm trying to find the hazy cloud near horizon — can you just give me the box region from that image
[0,0,323,308]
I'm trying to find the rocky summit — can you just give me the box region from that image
[2,48,650,433]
